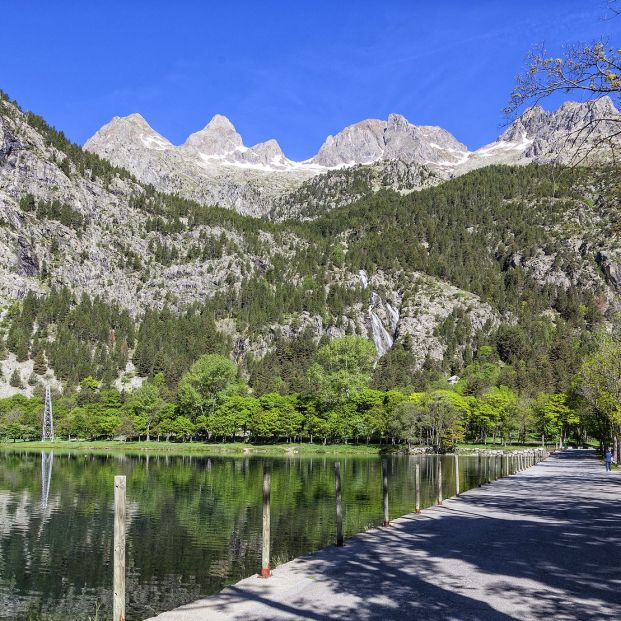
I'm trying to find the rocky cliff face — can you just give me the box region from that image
[312,114,468,169]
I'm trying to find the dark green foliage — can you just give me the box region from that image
[247,329,319,395]
[35,199,85,230]
[372,337,421,391]
[7,288,134,385]
[19,193,36,212]
[6,293,38,361]
[9,369,22,388]
[132,307,231,388]
[302,165,584,310]
[32,350,47,375]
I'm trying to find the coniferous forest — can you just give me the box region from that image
[1,144,620,451]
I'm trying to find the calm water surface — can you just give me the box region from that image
[0,449,501,620]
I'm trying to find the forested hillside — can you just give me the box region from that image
[1,90,620,449]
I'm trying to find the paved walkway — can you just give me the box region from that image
[147,450,621,620]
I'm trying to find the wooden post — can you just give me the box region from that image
[487,454,491,484]
[382,460,390,526]
[454,454,460,496]
[415,463,421,514]
[477,452,482,487]
[335,462,343,546]
[500,453,504,477]
[437,458,443,505]
[113,475,126,621]
[261,467,271,577]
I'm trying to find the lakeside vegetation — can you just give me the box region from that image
[1,328,619,452]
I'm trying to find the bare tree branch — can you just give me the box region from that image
[505,42,621,118]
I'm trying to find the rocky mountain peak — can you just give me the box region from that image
[383,115,469,166]
[312,119,386,167]
[558,95,618,116]
[244,139,290,168]
[465,97,621,169]
[120,112,150,125]
[83,98,621,216]
[386,113,409,131]
[312,115,468,169]
[205,113,237,131]
[84,113,172,155]
[503,97,621,141]
[182,114,243,157]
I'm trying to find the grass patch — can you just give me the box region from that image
[0,439,385,457]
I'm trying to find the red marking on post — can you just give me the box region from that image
[415,509,422,514]
[383,520,390,527]
[260,567,271,578]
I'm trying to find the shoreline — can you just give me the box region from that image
[0,439,556,457]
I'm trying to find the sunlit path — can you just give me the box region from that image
[148,450,621,620]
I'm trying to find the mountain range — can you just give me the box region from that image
[0,88,620,396]
[85,97,621,216]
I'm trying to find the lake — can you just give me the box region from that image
[0,449,499,620]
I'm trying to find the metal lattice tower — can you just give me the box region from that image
[42,385,54,441]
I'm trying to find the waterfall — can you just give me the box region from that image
[358,269,369,289]
[358,270,399,357]
[386,302,400,334]
[369,292,394,357]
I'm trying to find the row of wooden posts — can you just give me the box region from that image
[111,449,548,621]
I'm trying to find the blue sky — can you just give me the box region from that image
[2,1,620,159]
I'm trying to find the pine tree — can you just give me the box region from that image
[9,369,23,388]
[33,350,47,375]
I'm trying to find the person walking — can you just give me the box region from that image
[604,448,614,472]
